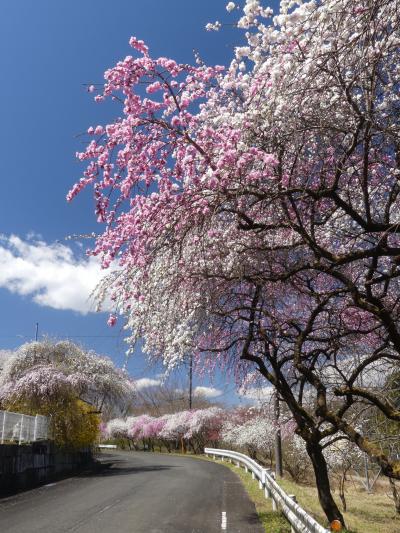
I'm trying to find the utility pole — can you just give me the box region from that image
[189,354,193,410]
[364,454,371,493]
[273,378,283,478]
[35,322,39,342]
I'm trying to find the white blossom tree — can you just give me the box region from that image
[0,340,135,413]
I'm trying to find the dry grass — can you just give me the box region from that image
[278,476,400,533]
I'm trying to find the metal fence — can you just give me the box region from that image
[205,447,330,533]
[0,410,50,444]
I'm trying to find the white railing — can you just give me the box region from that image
[0,410,50,445]
[205,448,329,533]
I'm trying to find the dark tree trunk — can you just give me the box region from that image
[306,440,346,527]
[389,478,400,514]
[339,471,347,512]
[274,387,283,477]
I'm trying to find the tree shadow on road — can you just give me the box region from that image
[78,462,180,477]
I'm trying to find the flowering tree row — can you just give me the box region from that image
[104,405,364,499]
[70,0,400,525]
[104,407,223,453]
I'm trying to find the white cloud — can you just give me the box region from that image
[134,377,162,390]
[0,234,110,314]
[193,386,222,398]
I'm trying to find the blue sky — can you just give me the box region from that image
[0,0,277,405]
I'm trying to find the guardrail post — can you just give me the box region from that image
[236,461,240,467]
[272,496,278,511]
[252,471,255,480]
[213,454,216,459]
[262,469,269,498]
[1,411,6,444]
[270,471,278,510]
[289,495,297,533]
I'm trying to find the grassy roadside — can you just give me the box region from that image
[104,449,400,533]
[202,455,400,533]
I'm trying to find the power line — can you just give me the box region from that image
[0,334,125,339]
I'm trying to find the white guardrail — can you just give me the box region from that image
[0,410,50,445]
[205,448,329,533]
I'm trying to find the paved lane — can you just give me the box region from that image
[0,451,264,533]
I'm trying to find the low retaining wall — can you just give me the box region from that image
[0,441,94,494]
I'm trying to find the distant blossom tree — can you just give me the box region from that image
[221,408,276,461]
[0,341,135,446]
[106,418,130,439]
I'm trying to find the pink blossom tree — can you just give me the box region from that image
[69,0,400,525]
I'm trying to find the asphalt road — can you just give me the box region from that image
[0,451,264,533]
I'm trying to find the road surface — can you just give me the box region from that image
[0,450,264,533]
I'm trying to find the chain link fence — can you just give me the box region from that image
[0,410,50,444]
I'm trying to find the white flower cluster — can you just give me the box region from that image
[221,410,277,451]
[322,434,364,472]
[205,21,222,32]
